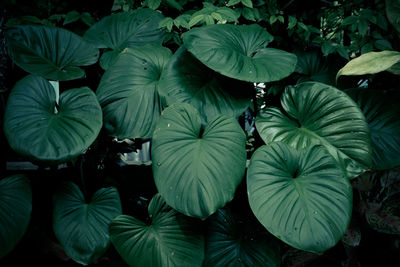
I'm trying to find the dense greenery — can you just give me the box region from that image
[1,0,400,266]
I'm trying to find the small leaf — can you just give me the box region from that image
[227,0,240,6]
[321,41,336,56]
[81,12,95,26]
[147,0,161,9]
[365,201,400,234]
[189,14,205,27]
[336,46,349,60]
[53,182,122,264]
[242,7,256,21]
[110,194,204,267]
[174,14,190,29]
[374,39,393,50]
[361,43,374,54]
[159,17,174,32]
[63,10,80,25]
[288,15,297,29]
[0,175,32,259]
[358,19,369,35]
[241,0,253,8]
[165,0,183,10]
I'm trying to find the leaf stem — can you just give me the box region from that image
[49,80,60,114]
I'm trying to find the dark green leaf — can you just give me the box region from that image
[152,103,246,218]
[97,46,171,139]
[346,89,400,170]
[0,175,32,258]
[374,39,393,50]
[337,46,349,60]
[358,19,369,36]
[386,0,400,34]
[159,46,252,123]
[183,24,297,82]
[295,50,336,85]
[6,25,99,81]
[110,194,204,267]
[242,8,256,21]
[3,75,102,163]
[388,62,400,75]
[227,0,240,6]
[361,43,374,54]
[241,0,253,8]
[147,0,161,9]
[205,208,280,267]
[247,143,352,253]
[99,50,121,70]
[256,82,372,179]
[84,8,165,69]
[63,11,80,25]
[53,182,122,264]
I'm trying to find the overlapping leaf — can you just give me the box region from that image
[84,8,165,69]
[53,182,122,264]
[3,75,102,163]
[6,25,99,80]
[158,46,252,122]
[256,82,372,179]
[205,208,280,267]
[110,194,204,267]
[97,45,171,138]
[183,24,297,82]
[346,88,400,170]
[247,142,352,253]
[152,103,246,218]
[0,175,32,258]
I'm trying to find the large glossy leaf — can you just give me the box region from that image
[152,103,246,219]
[386,0,400,34]
[346,89,400,170]
[6,25,99,80]
[3,75,102,163]
[0,175,32,258]
[247,142,353,253]
[53,182,122,265]
[97,45,171,139]
[295,50,336,85]
[84,8,165,69]
[256,82,372,179]
[158,46,252,122]
[336,51,400,80]
[110,194,204,267]
[183,24,297,82]
[205,208,280,267]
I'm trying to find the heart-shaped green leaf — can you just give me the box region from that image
[183,24,297,82]
[256,82,372,179]
[159,46,252,123]
[97,45,172,139]
[84,8,165,70]
[53,182,122,265]
[0,175,32,259]
[6,25,99,80]
[152,103,246,218]
[247,142,353,253]
[336,51,400,80]
[3,75,102,163]
[110,194,204,267]
[205,208,280,267]
[346,89,400,170]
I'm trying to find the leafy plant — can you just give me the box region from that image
[1,0,400,266]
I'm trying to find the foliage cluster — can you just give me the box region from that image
[1,0,400,266]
